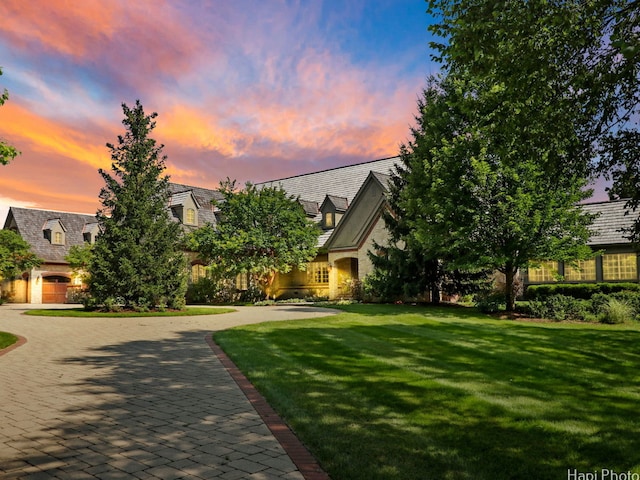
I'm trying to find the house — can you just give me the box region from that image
[4,156,636,304]
[1,157,399,303]
[1,207,99,303]
[525,199,640,284]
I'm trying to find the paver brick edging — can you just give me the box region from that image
[0,334,26,357]
[206,334,331,480]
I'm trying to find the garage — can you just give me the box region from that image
[42,276,70,303]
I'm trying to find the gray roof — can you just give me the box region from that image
[583,199,639,246]
[4,207,98,264]
[256,157,399,205]
[323,195,349,212]
[169,183,222,226]
[298,199,319,217]
[168,190,202,209]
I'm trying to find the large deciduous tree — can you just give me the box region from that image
[428,0,639,237]
[394,74,594,311]
[0,67,20,165]
[88,101,187,311]
[187,180,319,300]
[0,230,41,296]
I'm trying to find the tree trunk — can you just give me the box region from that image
[430,284,441,305]
[504,265,517,312]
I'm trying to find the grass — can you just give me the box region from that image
[0,331,18,350]
[214,303,640,480]
[24,306,235,317]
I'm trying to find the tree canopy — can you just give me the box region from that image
[88,101,187,311]
[0,229,41,282]
[187,180,320,299]
[0,67,20,165]
[388,65,595,309]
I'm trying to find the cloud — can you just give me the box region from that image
[0,1,427,212]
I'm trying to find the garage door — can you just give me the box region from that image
[42,276,70,303]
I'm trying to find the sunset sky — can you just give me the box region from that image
[0,0,439,223]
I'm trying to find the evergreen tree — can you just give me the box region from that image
[368,78,489,304]
[88,101,187,310]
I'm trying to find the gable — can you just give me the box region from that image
[324,172,390,251]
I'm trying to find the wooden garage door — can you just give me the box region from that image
[42,276,70,303]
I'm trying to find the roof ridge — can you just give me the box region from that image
[255,156,399,185]
[10,206,97,217]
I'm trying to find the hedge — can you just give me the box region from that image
[525,282,640,300]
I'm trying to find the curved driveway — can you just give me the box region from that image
[0,304,336,479]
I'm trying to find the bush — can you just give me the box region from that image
[525,294,591,321]
[526,283,640,300]
[186,277,239,304]
[474,292,504,313]
[600,298,635,324]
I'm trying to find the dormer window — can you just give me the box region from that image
[168,191,200,226]
[43,218,66,245]
[320,195,347,230]
[82,222,101,244]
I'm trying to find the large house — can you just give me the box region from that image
[1,157,398,303]
[2,156,639,303]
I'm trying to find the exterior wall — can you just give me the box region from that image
[327,213,390,299]
[272,254,330,299]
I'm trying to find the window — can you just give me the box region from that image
[564,259,596,281]
[186,208,196,225]
[54,231,64,245]
[236,272,248,290]
[307,262,329,284]
[527,261,559,283]
[191,264,206,282]
[324,212,334,228]
[602,253,637,280]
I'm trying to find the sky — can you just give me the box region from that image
[0,0,440,223]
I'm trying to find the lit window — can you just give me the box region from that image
[564,259,596,281]
[527,261,559,283]
[236,272,248,290]
[54,231,63,245]
[324,212,334,228]
[307,262,329,284]
[186,208,196,225]
[602,253,637,281]
[191,264,206,282]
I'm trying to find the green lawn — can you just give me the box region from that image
[0,331,18,350]
[214,303,640,480]
[24,306,235,317]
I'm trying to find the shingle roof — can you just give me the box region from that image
[324,195,349,212]
[583,199,639,246]
[4,207,98,263]
[168,190,202,209]
[256,157,399,205]
[298,199,319,217]
[169,183,221,226]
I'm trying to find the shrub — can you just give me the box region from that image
[526,283,640,300]
[474,292,504,313]
[600,298,635,324]
[525,294,590,321]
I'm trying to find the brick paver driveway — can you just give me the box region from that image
[0,304,336,479]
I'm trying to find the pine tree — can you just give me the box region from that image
[88,101,187,311]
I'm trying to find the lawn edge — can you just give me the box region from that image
[205,334,331,480]
[0,334,27,357]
